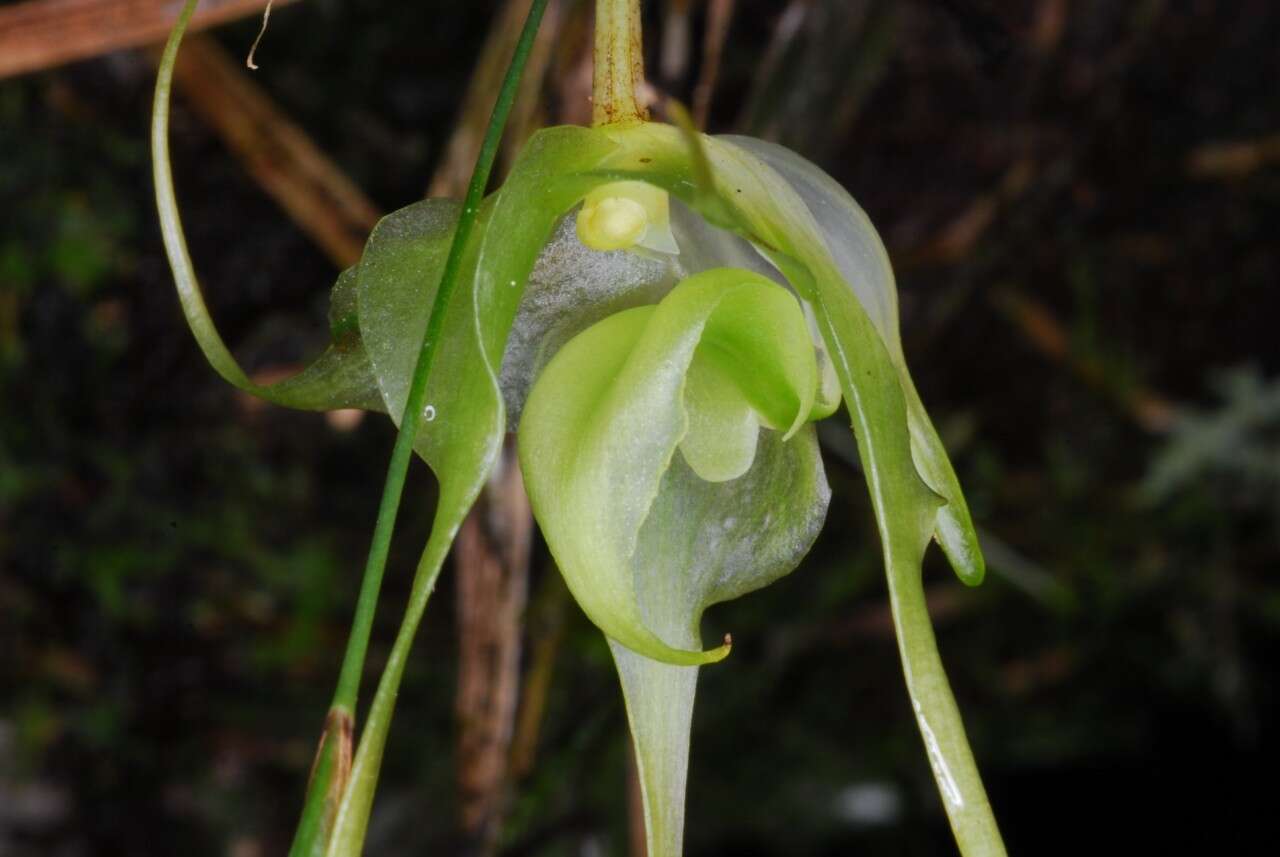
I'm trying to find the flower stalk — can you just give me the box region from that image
[594,0,648,126]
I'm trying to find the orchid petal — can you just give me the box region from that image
[519,269,829,857]
[519,267,823,665]
[502,215,679,424]
[720,135,984,583]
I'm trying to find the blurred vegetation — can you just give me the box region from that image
[2,1,1278,855]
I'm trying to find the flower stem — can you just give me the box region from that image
[594,0,648,126]
[886,562,1007,857]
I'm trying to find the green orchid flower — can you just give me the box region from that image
[153,2,1005,856]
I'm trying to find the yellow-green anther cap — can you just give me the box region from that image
[577,180,679,255]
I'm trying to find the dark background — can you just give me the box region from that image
[2,0,1278,855]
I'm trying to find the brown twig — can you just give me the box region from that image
[896,150,1178,433]
[908,158,1037,266]
[658,0,692,85]
[990,289,1177,433]
[455,441,534,855]
[155,34,381,269]
[507,571,570,781]
[1186,133,1280,180]
[0,0,297,79]
[691,0,735,128]
[427,0,561,198]
[502,0,563,178]
[734,0,809,136]
[734,0,895,150]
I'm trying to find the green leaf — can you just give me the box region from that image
[519,268,829,856]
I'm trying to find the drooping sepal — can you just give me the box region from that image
[722,135,984,584]
[612,426,828,857]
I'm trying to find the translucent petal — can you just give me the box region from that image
[518,268,822,665]
[519,268,829,857]
[500,214,677,424]
[592,122,982,585]
[356,199,461,426]
[720,134,903,359]
[715,135,984,584]
[615,124,998,846]
[679,356,758,482]
[612,427,827,857]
